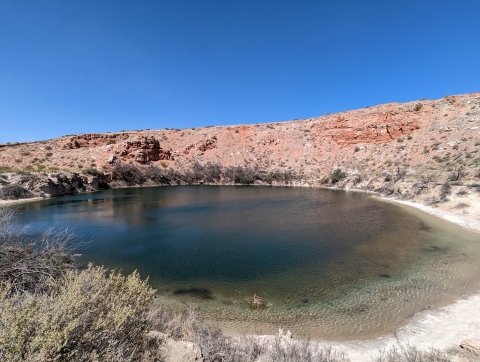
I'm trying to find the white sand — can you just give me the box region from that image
[380,196,480,233]
[0,197,43,206]
[317,293,480,360]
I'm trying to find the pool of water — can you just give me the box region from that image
[14,186,480,340]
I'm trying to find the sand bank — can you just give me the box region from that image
[379,196,480,233]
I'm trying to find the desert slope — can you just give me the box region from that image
[1,91,480,224]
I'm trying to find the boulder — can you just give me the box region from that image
[460,339,480,351]
[161,339,202,362]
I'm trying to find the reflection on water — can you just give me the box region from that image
[15,186,480,340]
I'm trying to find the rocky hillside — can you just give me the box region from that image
[1,92,480,221]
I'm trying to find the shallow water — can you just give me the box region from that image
[14,186,480,340]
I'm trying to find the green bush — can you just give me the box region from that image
[45,146,52,150]
[45,152,53,157]
[330,169,346,184]
[82,168,103,177]
[48,166,60,171]
[0,166,14,173]
[36,164,46,170]
[0,265,156,361]
[414,103,423,112]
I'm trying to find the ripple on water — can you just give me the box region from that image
[14,186,480,340]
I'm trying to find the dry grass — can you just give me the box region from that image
[263,338,347,362]
[372,344,452,362]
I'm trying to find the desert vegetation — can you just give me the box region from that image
[110,161,299,187]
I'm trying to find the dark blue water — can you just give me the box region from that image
[14,186,480,339]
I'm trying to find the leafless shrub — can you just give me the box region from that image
[440,182,451,201]
[148,305,264,361]
[0,206,83,294]
[421,174,436,183]
[372,344,451,362]
[266,169,297,184]
[394,167,407,182]
[264,338,346,362]
[246,293,265,309]
[448,166,465,181]
[351,174,363,185]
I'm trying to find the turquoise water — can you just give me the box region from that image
[15,186,480,340]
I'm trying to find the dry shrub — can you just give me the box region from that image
[0,264,157,361]
[148,305,264,361]
[246,293,265,309]
[0,207,82,295]
[263,338,346,362]
[0,184,33,200]
[373,344,451,362]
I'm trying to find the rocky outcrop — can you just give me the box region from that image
[63,133,131,149]
[119,136,172,163]
[319,111,420,145]
[461,339,480,351]
[0,172,109,200]
[197,138,217,152]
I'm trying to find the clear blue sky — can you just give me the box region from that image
[1,1,479,143]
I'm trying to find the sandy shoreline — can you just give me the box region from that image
[310,194,480,359]
[0,197,43,206]
[378,196,480,234]
[308,291,480,361]
[2,191,480,359]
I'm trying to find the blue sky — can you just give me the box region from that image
[1,1,479,143]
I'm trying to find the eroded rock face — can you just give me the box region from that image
[319,111,420,145]
[0,173,109,199]
[63,133,131,149]
[120,136,172,163]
